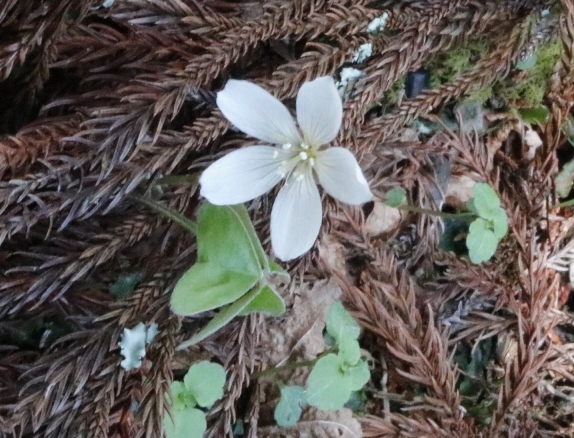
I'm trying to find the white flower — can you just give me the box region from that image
[199,76,372,261]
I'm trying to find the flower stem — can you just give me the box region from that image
[553,198,574,209]
[130,195,198,235]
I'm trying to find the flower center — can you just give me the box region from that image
[277,142,318,179]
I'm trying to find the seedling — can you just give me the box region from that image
[272,302,370,427]
[381,184,508,264]
[164,361,226,438]
[136,197,289,348]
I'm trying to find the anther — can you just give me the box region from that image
[282,143,292,150]
[272,150,279,158]
[299,151,308,160]
[300,143,309,150]
[309,158,315,166]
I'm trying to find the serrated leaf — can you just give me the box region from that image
[164,408,206,438]
[170,381,196,410]
[518,106,550,125]
[338,334,361,366]
[274,386,306,427]
[345,360,370,391]
[184,361,226,408]
[383,188,406,207]
[472,183,500,218]
[466,219,499,264]
[325,302,361,343]
[306,354,351,411]
[238,285,285,316]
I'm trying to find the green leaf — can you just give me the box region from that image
[466,219,499,264]
[274,386,306,427]
[490,208,508,239]
[170,381,196,410]
[177,283,265,349]
[325,302,361,343]
[383,188,406,207]
[472,183,500,218]
[171,263,259,315]
[238,285,286,316]
[345,360,370,391]
[338,334,361,366]
[306,354,351,411]
[555,159,574,198]
[171,203,267,316]
[184,361,226,408]
[164,408,206,438]
[518,106,550,125]
[516,54,537,70]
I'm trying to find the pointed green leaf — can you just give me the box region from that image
[466,219,499,264]
[238,285,286,316]
[177,283,264,349]
[274,386,306,427]
[306,354,351,411]
[164,408,206,438]
[196,203,263,276]
[184,361,226,408]
[325,302,361,343]
[518,105,550,125]
[171,263,259,316]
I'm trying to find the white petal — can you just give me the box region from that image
[199,146,283,205]
[314,147,372,205]
[217,80,301,145]
[296,76,342,146]
[271,172,322,261]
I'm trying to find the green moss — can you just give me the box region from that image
[497,39,561,106]
[426,40,490,89]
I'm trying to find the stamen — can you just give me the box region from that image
[300,143,309,150]
[282,143,292,150]
[309,158,315,166]
[299,151,308,160]
[272,150,279,159]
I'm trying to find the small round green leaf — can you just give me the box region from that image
[274,386,306,427]
[490,208,508,239]
[472,183,500,218]
[338,334,361,366]
[516,54,537,70]
[164,408,206,438]
[170,381,196,410]
[306,354,351,411]
[383,188,406,207]
[466,219,499,264]
[184,361,226,408]
[325,302,361,343]
[345,360,370,391]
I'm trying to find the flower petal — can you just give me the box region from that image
[217,80,301,145]
[199,146,283,205]
[314,147,372,205]
[296,76,342,146]
[271,172,322,261]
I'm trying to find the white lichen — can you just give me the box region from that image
[336,67,365,98]
[367,13,389,34]
[118,322,158,371]
[352,43,372,63]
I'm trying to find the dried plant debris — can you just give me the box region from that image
[5,0,574,437]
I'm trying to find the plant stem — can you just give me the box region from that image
[154,173,200,186]
[553,199,574,209]
[130,195,198,235]
[251,347,336,380]
[397,204,476,221]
